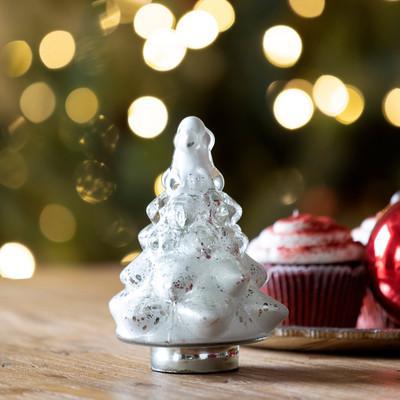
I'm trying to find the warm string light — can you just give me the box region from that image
[262,25,302,68]
[121,250,140,266]
[273,88,314,130]
[4,3,391,138]
[259,19,370,127]
[39,204,77,243]
[312,75,349,117]
[20,82,56,123]
[143,28,186,71]
[39,30,76,69]
[75,160,116,204]
[176,10,219,50]
[383,88,400,127]
[9,30,98,130]
[288,0,325,18]
[0,242,35,280]
[1,40,32,77]
[336,85,364,125]
[194,0,235,32]
[271,77,366,129]
[127,96,168,138]
[134,1,234,124]
[154,173,165,196]
[134,3,175,39]
[65,87,99,124]
[134,2,233,72]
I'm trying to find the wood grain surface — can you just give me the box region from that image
[1,267,400,400]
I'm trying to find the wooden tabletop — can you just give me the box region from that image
[1,267,400,400]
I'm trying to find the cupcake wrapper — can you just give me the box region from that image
[260,264,367,327]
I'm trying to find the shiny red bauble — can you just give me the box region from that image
[366,202,400,323]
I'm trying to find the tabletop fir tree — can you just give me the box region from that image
[110,116,287,346]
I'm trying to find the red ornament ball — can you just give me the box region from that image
[366,201,400,323]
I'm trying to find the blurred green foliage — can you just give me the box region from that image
[0,0,400,264]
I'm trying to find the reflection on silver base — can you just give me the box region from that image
[151,345,239,374]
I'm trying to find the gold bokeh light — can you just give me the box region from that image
[39,30,76,69]
[194,0,235,32]
[1,40,32,78]
[262,25,302,68]
[127,96,168,138]
[383,88,400,127]
[336,85,365,125]
[176,10,219,50]
[39,204,77,243]
[273,88,314,130]
[281,193,297,205]
[288,0,325,18]
[121,250,140,266]
[0,242,35,280]
[20,82,56,123]
[312,75,349,117]
[0,151,28,189]
[76,160,115,204]
[134,3,175,39]
[65,87,99,124]
[143,28,186,71]
[154,173,165,196]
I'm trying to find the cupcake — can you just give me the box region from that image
[354,191,400,329]
[248,212,367,327]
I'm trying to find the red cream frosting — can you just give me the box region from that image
[247,213,364,264]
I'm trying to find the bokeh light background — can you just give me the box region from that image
[1,0,400,277]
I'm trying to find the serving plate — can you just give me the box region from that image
[251,326,400,352]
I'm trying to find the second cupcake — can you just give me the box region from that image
[248,212,367,327]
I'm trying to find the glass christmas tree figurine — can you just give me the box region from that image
[109,116,288,373]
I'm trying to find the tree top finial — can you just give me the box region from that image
[163,116,224,193]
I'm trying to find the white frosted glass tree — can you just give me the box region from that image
[109,116,287,372]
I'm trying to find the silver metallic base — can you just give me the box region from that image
[151,345,239,374]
